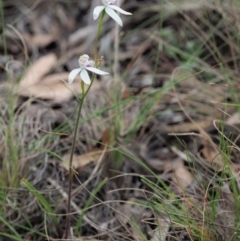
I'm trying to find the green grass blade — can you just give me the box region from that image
[21,179,59,227]
[0,217,23,241]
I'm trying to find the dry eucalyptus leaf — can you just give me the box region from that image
[18,72,101,103]
[19,53,57,87]
[62,127,112,170]
[23,33,56,48]
[19,72,77,102]
[172,159,193,189]
[62,148,105,171]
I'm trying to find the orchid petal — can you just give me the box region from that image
[85,67,109,75]
[80,69,91,85]
[105,7,123,26]
[93,6,105,20]
[68,68,81,84]
[109,5,132,15]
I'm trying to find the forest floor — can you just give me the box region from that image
[1,0,240,240]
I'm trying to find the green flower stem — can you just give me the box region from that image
[64,16,105,238]
[94,10,105,61]
[64,71,98,239]
[64,84,85,239]
[0,0,7,56]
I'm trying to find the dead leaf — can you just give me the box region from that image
[226,112,240,125]
[174,165,193,188]
[24,33,56,48]
[19,72,78,102]
[18,72,101,103]
[62,148,104,171]
[172,159,193,189]
[201,138,222,165]
[62,127,111,170]
[20,53,57,87]
[150,217,170,241]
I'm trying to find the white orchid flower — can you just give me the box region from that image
[93,0,132,27]
[68,55,109,85]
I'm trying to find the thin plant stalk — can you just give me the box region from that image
[0,0,7,56]
[64,84,85,239]
[94,11,105,61]
[113,0,120,82]
[64,12,105,239]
